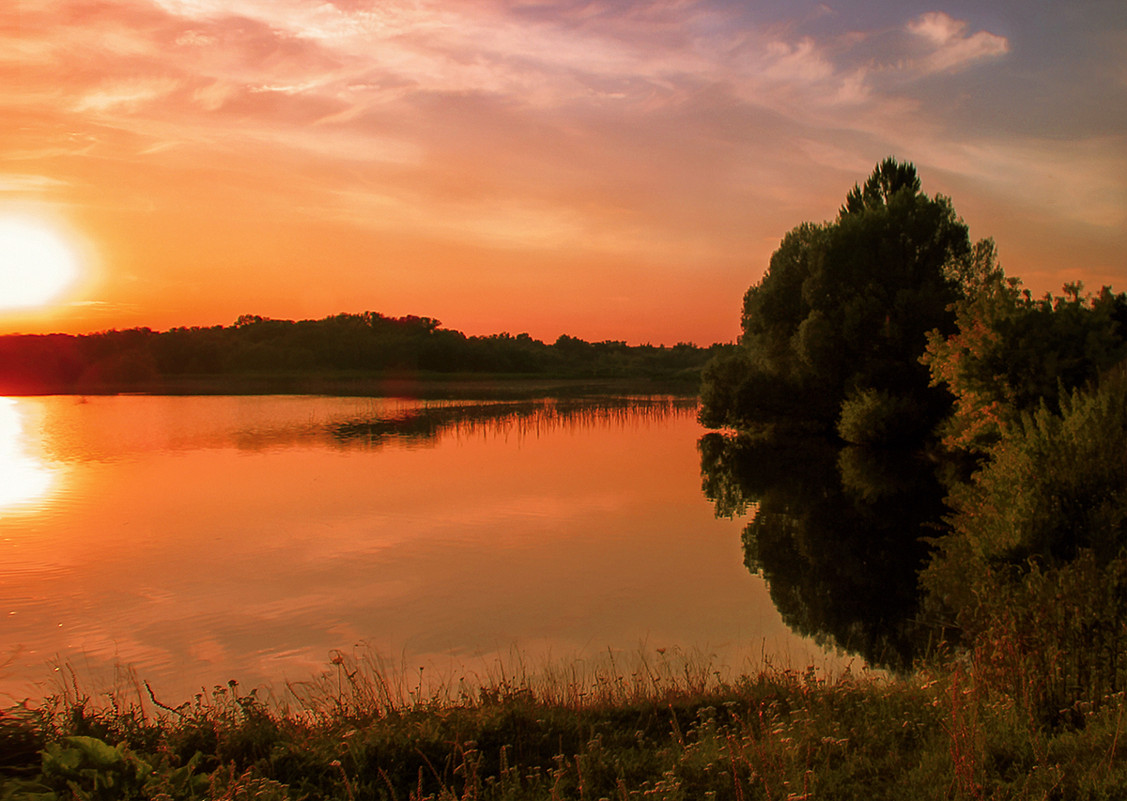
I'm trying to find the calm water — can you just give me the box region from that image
[0,395,838,703]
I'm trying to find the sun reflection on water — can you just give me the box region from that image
[0,397,58,513]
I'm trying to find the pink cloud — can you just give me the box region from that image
[2,0,1120,343]
[907,12,1009,73]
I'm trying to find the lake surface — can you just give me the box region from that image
[0,395,839,704]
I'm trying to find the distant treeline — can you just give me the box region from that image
[0,312,721,394]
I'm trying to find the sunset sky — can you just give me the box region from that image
[3,0,1125,344]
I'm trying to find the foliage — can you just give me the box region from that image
[701,158,973,443]
[0,314,719,394]
[697,345,827,433]
[839,157,921,216]
[4,655,1127,800]
[922,367,1127,717]
[836,387,930,447]
[700,156,1127,730]
[923,262,1127,453]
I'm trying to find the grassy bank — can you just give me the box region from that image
[3,652,1124,800]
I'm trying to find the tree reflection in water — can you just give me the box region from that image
[699,432,948,669]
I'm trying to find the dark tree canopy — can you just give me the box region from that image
[701,158,973,443]
[840,157,922,216]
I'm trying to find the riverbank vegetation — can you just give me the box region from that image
[696,158,1127,792]
[0,315,717,396]
[3,650,1126,800]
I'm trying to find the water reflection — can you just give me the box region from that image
[330,397,697,447]
[19,396,699,460]
[699,432,948,668]
[1,395,831,703]
[0,398,60,513]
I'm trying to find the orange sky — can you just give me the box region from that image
[2,1,1125,344]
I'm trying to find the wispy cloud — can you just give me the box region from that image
[907,12,1009,74]
[918,135,1127,229]
[4,2,1010,163]
[0,175,71,193]
[72,77,183,114]
[2,0,1121,342]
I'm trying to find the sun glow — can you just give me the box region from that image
[0,398,57,513]
[0,216,81,311]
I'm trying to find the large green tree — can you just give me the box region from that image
[701,158,975,442]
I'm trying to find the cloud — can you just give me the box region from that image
[191,80,238,111]
[72,77,182,114]
[6,0,1115,312]
[919,135,1127,229]
[907,12,1009,73]
[0,175,70,193]
[762,38,835,84]
[175,30,219,48]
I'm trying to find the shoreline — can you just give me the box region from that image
[3,653,1123,800]
[0,372,702,399]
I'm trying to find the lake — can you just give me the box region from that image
[0,395,840,704]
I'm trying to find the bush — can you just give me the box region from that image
[836,388,929,446]
[923,364,1127,716]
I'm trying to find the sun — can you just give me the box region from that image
[0,215,81,311]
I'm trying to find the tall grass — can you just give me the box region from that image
[3,647,1126,800]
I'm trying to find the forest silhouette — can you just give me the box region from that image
[0,313,718,395]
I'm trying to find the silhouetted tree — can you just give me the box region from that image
[701,158,975,443]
